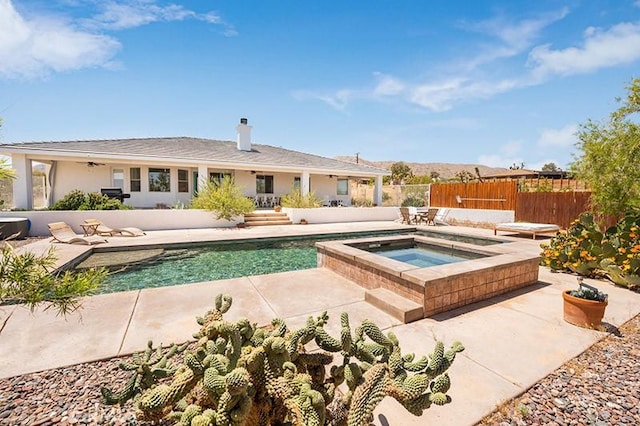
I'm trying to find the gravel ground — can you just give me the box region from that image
[1,314,638,425]
[479,313,640,425]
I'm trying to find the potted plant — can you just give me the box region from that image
[562,278,608,329]
[299,218,308,225]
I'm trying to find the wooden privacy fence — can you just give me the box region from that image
[430,181,517,210]
[515,192,592,229]
[430,181,594,228]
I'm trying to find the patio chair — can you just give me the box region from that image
[84,219,146,237]
[423,208,439,226]
[48,222,107,245]
[399,207,415,224]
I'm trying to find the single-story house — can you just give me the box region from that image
[0,118,389,210]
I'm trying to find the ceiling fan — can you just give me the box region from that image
[76,161,106,167]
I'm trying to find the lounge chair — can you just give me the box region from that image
[48,222,107,245]
[399,207,417,224]
[416,208,438,226]
[434,208,451,226]
[494,222,560,239]
[84,219,146,237]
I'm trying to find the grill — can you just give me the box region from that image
[101,188,131,203]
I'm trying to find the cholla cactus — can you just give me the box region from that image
[103,294,464,425]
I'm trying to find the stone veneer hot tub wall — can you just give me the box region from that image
[316,235,540,319]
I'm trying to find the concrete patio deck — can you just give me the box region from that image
[1,222,639,426]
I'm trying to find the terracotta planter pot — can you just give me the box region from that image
[562,290,607,329]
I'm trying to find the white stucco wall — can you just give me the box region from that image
[433,207,515,225]
[0,210,237,236]
[283,207,399,224]
[47,162,363,209]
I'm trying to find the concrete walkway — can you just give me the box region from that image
[1,222,639,426]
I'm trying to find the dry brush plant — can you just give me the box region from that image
[102,294,464,425]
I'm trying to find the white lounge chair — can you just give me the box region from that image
[434,208,451,226]
[494,222,560,239]
[84,219,145,237]
[48,222,107,245]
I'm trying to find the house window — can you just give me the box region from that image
[149,168,171,192]
[130,168,141,192]
[337,178,349,196]
[293,177,301,188]
[209,172,231,185]
[178,169,189,193]
[256,175,274,194]
[112,169,124,189]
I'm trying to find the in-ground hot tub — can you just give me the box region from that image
[316,235,540,322]
[0,217,30,239]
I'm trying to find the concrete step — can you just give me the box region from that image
[245,212,289,219]
[244,211,292,226]
[244,215,289,222]
[365,288,424,323]
[245,220,293,226]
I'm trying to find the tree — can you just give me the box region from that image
[389,162,413,184]
[429,171,441,181]
[541,162,561,172]
[405,174,432,185]
[571,79,640,216]
[455,170,476,183]
[190,175,255,221]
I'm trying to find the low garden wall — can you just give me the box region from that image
[283,206,399,224]
[436,207,515,226]
[0,210,237,236]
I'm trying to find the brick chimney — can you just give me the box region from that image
[236,117,252,151]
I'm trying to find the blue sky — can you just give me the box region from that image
[1,0,639,170]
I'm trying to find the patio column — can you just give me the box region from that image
[373,175,383,206]
[197,165,208,192]
[301,170,310,195]
[11,154,33,210]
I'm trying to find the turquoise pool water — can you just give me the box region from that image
[375,246,480,268]
[79,231,409,294]
[416,230,504,246]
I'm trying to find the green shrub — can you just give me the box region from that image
[52,190,130,210]
[540,211,640,289]
[280,187,322,208]
[52,189,86,210]
[401,193,424,207]
[190,176,254,221]
[0,245,106,315]
[351,198,373,207]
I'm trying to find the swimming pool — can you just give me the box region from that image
[76,230,412,294]
[370,244,485,267]
[416,229,505,246]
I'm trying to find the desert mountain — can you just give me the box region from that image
[334,157,509,180]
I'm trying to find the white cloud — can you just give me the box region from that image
[84,1,237,35]
[409,78,519,112]
[373,72,405,97]
[299,9,566,112]
[537,124,578,147]
[291,89,356,111]
[528,22,640,77]
[0,0,120,78]
[0,0,237,79]
[460,8,569,68]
